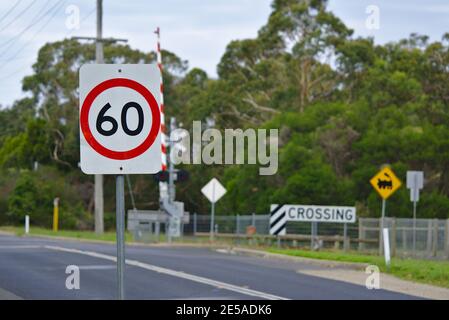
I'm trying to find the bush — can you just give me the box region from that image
[6,167,91,229]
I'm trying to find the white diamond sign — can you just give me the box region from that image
[201,178,226,204]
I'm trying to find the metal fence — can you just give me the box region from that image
[358,218,449,259]
[181,214,449,259]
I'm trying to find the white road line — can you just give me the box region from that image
[0,245,42,249]
[78,265,116,270]
[44,245,288,300]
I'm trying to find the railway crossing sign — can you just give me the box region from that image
[269,204,357,236]
[79,64,161,174]
[369,167,402,200]
[201,178,226,240]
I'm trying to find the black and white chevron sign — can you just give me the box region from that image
[269,204,286,235]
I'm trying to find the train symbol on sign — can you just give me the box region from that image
[377,173,393,190]
[370,167,402,200]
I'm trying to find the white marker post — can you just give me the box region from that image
[25,215,29,234]
[383,228,391,268]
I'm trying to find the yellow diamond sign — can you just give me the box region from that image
[370,167,402,200]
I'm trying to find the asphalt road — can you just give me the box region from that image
[0,234,420,300]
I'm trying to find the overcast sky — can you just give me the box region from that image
[0,0,447,107]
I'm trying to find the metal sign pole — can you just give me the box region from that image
[116,175,125,300]
[380,198,386,254]
[413,200,417,255]
[210,183,216,241]
[412,173,418,256]
[210,202,215,241]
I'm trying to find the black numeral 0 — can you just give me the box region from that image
[96,102,144,137]
[121,102,144,136]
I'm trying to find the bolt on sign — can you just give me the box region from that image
[369,167,402,199]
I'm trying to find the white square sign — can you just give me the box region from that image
[79,64,162,174]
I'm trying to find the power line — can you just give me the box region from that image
[0,6,96,82]
[0,0,38,34]
[0,0,66,70]
[0,0,52,49]
[0,0,59,53]
[0,0,23,26]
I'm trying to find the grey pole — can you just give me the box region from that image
[168,118,176,203]
[210,202,215,241]
[96,0,103,63]
[343,223,348,251]
[193,212,197,235]
[236,214,240,235]
[412,173,418,255]
[380,198,386,254]
[210,183,216,241]
[413,201,417,255]
[94,0,104,235]
[310,222,314,250]
[116,175,125,300]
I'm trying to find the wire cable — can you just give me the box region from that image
[0,0,23,26]
[0,0,66,69]
[0,0,51,50]
[0,0,58,52]
[0,0,37,33]
[0,6,95,81]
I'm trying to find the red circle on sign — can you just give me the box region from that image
[80,78,160,160]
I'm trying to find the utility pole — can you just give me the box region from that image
[94,0,104,235]
[73,0,127,234]
[168,117,177,203]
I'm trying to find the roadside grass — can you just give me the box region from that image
[2,226,449,289]
[266,248,449,289]
[0,226,133,242]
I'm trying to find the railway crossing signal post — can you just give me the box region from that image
[79,64,162,299]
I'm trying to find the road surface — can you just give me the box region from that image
[0,234,420,300]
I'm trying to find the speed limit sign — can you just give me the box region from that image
[79,64,162,174]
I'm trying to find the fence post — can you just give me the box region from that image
[445,219,449,258]
[193,213,197,235]
[236,214,240,235]
[426,219,432,255]
[252,213,256,227]
[358,219,365,251]
[402,228,407,251]
[378,218,383,256]
[432,219,438,257]
[343,223,348,252]
[391,218,397,257]
[310,222,314,250]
